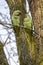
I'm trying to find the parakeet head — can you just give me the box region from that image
[13,10,22,16]
[12,10,21,25]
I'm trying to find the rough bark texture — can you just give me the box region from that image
[28,0,43,65]
[6,0,26,16]
[13,27,36,65]
[6,0,43,65]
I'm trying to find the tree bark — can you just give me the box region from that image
[6,0,43,65]
[0,42,8,65]
[28,0,43,65]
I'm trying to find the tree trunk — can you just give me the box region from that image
[28,0,43,65]
[0,42,8,65]
[6,0,26,16]
[6,0,43,65]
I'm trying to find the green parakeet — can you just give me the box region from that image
[24,15,33,29]
[12,10,33,30]
[12,10,21,25]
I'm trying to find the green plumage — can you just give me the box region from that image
[12,10,33,29]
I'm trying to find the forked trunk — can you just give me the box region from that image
[6,0,43,65]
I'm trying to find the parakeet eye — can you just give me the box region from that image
[12,10,21,25]
[12,10,21,16]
